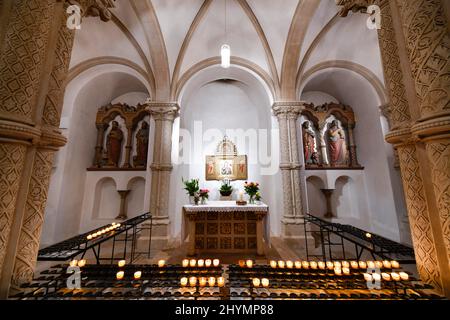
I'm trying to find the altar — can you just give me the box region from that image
[183,201,269,256]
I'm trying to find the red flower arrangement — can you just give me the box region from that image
[244,182,259,199]
[199,189,209,199]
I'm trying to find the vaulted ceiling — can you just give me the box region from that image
[68,0,384,103]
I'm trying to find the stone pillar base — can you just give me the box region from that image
[281,217,316,252]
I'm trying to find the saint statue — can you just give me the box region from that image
[106,121,123,167]
[133,121,149,167]
[302,121,318,164]
[327,120,348,165]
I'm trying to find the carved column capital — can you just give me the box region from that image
[66,0,116,21]
[272,102,305,119]
[335,0,373,16]
[145,102,180,122]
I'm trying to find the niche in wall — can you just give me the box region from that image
[306,176,327,217]
[92,177,121,220]
[332,176,353,219]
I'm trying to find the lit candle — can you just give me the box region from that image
[158,260,166,268]
[326,261,334,270]
[286,261,294,269]
[383,260,392,269]
[382,273,391,281]
[134,271,142,280]
[399,272,409,281]
[334,261,342,268]
[118,260,126,268]
[239,191,244,201]
[301,261,309,269]
[246,260,253,268]
[238,260,245,268]
[278,261,285,268]
[117,223,121,227]
[366,232,372,239]
[208,277,216,287]
[261,278,269,287]
[359,261,367,269]
[116,271,124,280]
[391,261,400,269]
[363,273,372,282]
[77,259,86,268]
[372,273,381,282]
[375,261,383,269]
[213,259,220,267]
[197,259,205,267]
[180,277,188,286]
[350,261,359,269]
[294,261,302,269]
[342,267,350,275]
[190,259,196,267]
[199,277,207,287]
[189,276,197,287]
[252,278,261,287]
[318,262,326,270]
[391,272,400,281]
[182,259,189,267]
[310,261,318,269]
[205,259,212,267]
[217,277,225,287]
[87,235,93,240]
[270,260,277,268]
[69,260,78,267]
[334,268,342,276]
[367,261,375,269]
[342,261,350,268]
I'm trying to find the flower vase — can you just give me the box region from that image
[189,196,195,205]
[201,198,207,205]
[248,195,256,204]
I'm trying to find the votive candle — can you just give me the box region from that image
[197,259,205,267]
[363,273,372,282]
[190,259,196,267]
[399,272,409,281]
[205,259,212,267]
[381,273,391,281]
[252,278,261,287]
[116,271,124,280]
[270,260,277,268]
[208,277,216,287]
[342,261,350,268]
[182,259,189,267]
[383,260,392,269]
[180,277,188,286]
[134,271,142,280]
[302,261,309,269]
[238,260,246,268]
[367,261,375,269]
[199,277,207,287]
[246,260,253,268]
[310,261,318,269]
[342,267,350,275]
[261,278,269,287]
[286,261,294,269]
[391,272,400,281]
[334,268,342,276]
[213,259,220,267]
[70,260,78,267]
[77,259,86,268]
[391,261,400,269]
[334,261,342,268]
[375,261,383,269]
[217,277,225,287]
[359,261,367,269]
[158,260,166,268]
[118,260,126,268]
[294,261,302,269]
[350,261,359,269]
[326,261,334,270]
[189,276,197,287]
[278,260,285,268]
[318,262,326,270]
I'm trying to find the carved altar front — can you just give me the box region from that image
[183,201,269,256]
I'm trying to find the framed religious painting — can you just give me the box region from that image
[205,137,248,181]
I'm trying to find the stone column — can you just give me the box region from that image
[337,0,450,297]
[321,189,334,218]
[0,0,115,297]
[116,190,131,220]
[272,102,305,238]
[146,102,179,246]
